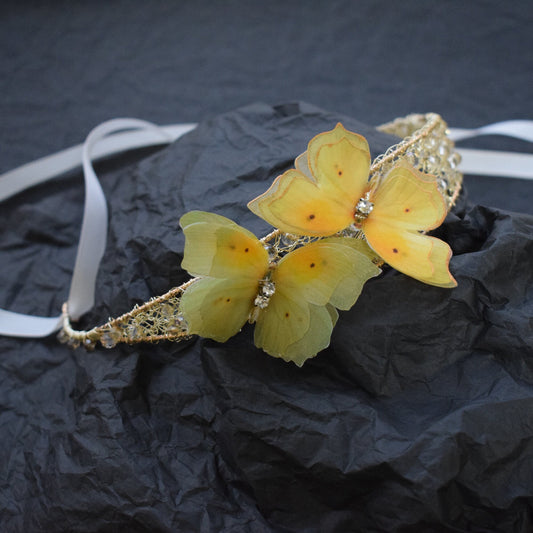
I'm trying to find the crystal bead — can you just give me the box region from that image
[169,314,188,334]
[261,281,276,297]
[176,314,188,331]
[280,233,297,247]
[126,324,139,339]
[341,224,362,238]
[254,295,270,309]
[425,137,437,150]
[410,153,421,168]
[67,337,80,349]
[57,329,70,344]
[160,303,173,319]
[264,244,277,260]
[404,151,416,165]
[355,198,374,218]
[437,178,448,192]
[100,327,121,349]
[426,154,440,171]
[438,143,450,158]
[448,152,461,169]
[418,148,429,162]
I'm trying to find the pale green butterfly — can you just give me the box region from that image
[179,211,381,366]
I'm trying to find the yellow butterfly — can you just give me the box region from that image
[179,211,381,366]
[248,123,457,288]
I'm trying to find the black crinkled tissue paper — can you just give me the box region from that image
[1,102,532,532]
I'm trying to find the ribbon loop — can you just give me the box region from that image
[0,119,193,337]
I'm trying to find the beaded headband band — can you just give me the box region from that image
[57,113,463,366]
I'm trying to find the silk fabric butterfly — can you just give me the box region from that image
[248,123,456,288]
[179,211,380,366]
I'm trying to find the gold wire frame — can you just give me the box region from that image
[60,113,463,349]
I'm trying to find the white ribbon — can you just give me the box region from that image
[449,120,533,180]
[0,119,195,337]
[0,118,531,338]
[0,123,196,202]
[448,121,533,143]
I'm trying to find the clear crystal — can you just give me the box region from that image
[410,153,421,168]
[425,137,437,150]
[254,295,270,309]
[261,281,276,297]
[126,324,139,339]
[355,198,374,218]
[67,337,80,349]
[418,148,429,162]
[448,152,461,169]
[160,303,173,319]
[168,314,188,334]
[428,154,438,166]
[404,151,416,165]
[57,329,70,344]
[340,224,362,238]
[280,233,297,247]
[264,244,277,260]
[426,154,440,172]
[175,314,187,331]
[438,143,450,158]
[100,327,121,349]
[438,178,449,192]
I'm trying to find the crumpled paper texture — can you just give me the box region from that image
[1,102,532,532]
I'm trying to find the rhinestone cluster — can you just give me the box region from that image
[254,280,276,310]
[354,196,374,221]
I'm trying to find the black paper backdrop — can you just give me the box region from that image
[1,1,532,532]
[1,102,532,532]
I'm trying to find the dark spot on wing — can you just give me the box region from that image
[393,248,398,254]
[310,262,315,268]
[404,208,410,213]
[338,170,343,176]
[308,214,315,220]
[285,312,290,318]
[244,248,249,253]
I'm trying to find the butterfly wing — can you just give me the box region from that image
[180,210,269,279]
[254,290,310,358]
[180,278,260,342]
[307,123,371,199]
[248,169,355,236]
[254,238,381,364]
[247,123,371,236]
[179,211,270,342]
[363,165,457,287]
[254,295,338,366]
[273,238,381,310]
[282,304,338,366]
